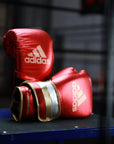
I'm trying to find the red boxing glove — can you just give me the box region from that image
[10,67,93,122]
[51,69,92,118]
[10,67,77,121]
[3,28,54,83]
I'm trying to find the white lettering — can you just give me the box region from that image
[24,57,50,65]
[72,81,87,112]
[25,57,29,63]
[72,81,78,112]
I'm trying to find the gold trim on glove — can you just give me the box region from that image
[10,87,23,121]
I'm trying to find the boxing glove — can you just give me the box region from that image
[10,67,92,122]
[10,67,78,121]
[3,28,54,85]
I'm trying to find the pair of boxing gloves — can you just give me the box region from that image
[3,28,93,122]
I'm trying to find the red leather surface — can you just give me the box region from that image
[51,69,93,118]
[11,67,92,121]
[3,28,54,82]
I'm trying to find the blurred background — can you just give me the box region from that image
[0,0,106,115]
[2,0,114,143]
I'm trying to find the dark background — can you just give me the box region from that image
[0,0,106,114]
[1,0,114,143]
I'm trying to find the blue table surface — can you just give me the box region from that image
[0,109,114,144]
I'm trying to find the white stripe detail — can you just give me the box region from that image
[26,91,30,116]
[78,94,87,106]
[37,45,47,58]
[33,49,40,57]
[43,81,59,117]
[28,52,33,57]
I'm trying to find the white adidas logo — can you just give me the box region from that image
[24,45,50,64]
[72,81,87,112]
